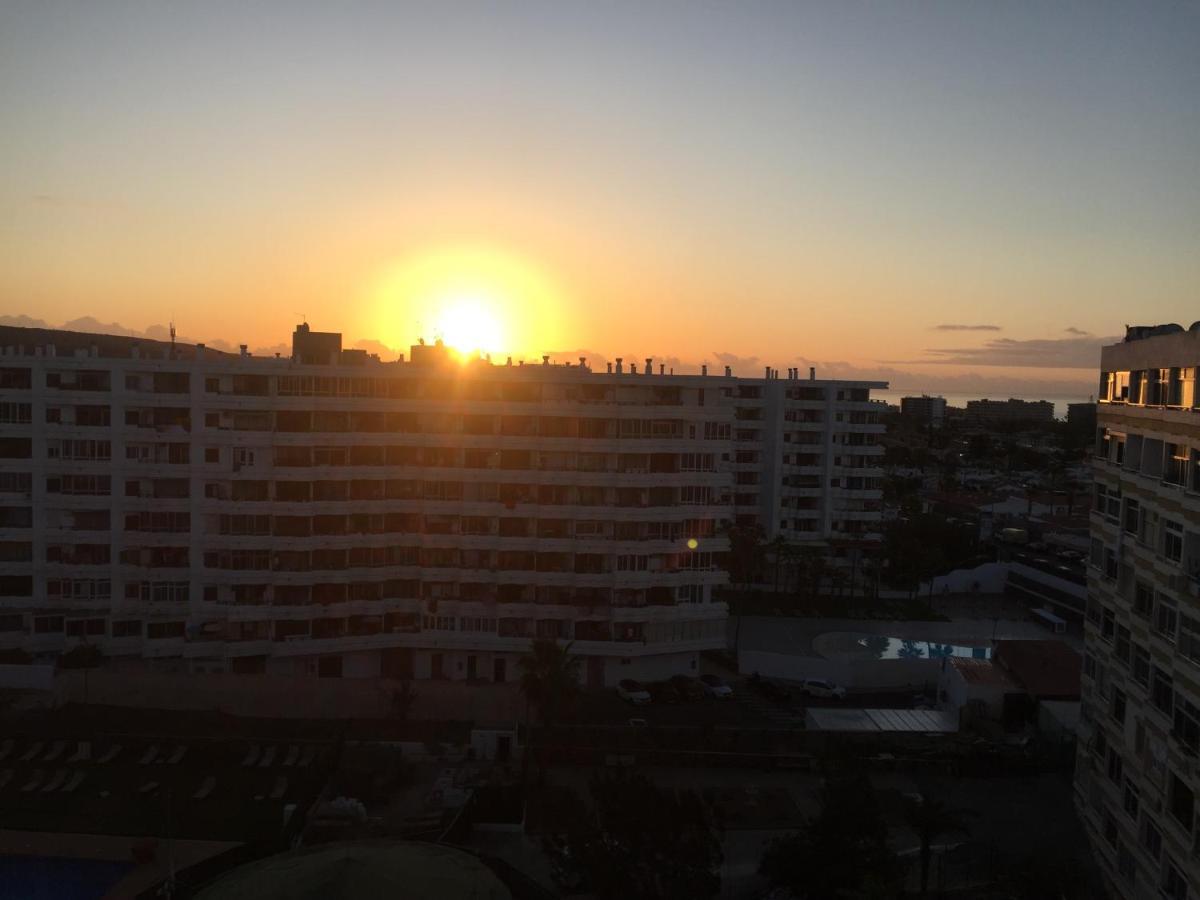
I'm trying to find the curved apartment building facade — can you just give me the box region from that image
[0,325,885,687]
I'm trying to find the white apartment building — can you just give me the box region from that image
[1077,323,1200,899]
[0,325,885,687]
[729,366,887,563]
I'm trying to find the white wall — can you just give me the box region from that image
[928,562,1010,595]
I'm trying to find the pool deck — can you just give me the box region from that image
[0,830,239,899]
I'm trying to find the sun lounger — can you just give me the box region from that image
[193,775,216,800]
[269,775,288,800]
[67,742,91,763]
[282,745,299,767]
[240,744,261,767]
[0,769,13,790]
[257,745,277,768]
[42,741,66,763]
[0,739,13,762]
[61,771,85,793]
[138,780,159,794]
[167,745,187,765]
[20,770,44,792]
[40,769,67,792]
[138,745,159,765]
[297,745,316,768]
[19,742,44,762]
[97,744,122,764]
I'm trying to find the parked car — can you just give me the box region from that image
[648,681,682,704]
[799,678,846,700]
[699,674,734,699]
[668,675,706,701]
[748,673,791,702]
[617,679,651,705]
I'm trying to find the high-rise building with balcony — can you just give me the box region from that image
[0,325,886,688]
[1077,322,1200,898]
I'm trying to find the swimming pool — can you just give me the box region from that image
[0,856,133,900]
[812,631,992,661]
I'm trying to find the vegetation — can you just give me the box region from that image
[759,776,900,899]
[903,795,975,896]
[543,771,722,899]
[518,639,581,727]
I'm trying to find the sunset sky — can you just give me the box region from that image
[1,2,1196,397]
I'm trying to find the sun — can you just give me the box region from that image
[367,243,565,359]
[434,297,504,357]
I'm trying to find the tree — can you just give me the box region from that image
[722,521,765,590]
[543,771,722,899]
[903,796,975,896]
[760,776,899,899]
[518,639,581,728]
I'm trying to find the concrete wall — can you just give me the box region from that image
[928,562,1010,595]
[0,663,54,691]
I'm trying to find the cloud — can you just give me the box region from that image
[0,315,52,329]
[931,324,1002,332]
[905,334,1119,369]
[711,351,761,374]
[1064,326,1090,336]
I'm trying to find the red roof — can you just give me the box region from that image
[993,640,1081,699]
[949,657,1020,689]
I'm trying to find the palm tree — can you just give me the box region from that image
[518,639,581,786]
[903,796,975,896]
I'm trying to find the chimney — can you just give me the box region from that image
[607,362,613,373]
[506,356,512,367]
[644,358,652,375]
[724,365,731,377]
[542,355,550,366]
[659,363,665,375]
[809,366,816,380]
[579,357,586,368]
[764,366,771,380]
[701,364,708,376]
[615,357,623,374]
[240,344,248,357]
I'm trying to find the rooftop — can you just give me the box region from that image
[993,640,1081,700]
[949,657,1020,689]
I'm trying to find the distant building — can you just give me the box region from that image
[963,398,1055,427]
[899,395,947,427]
[1076,322,1200,898]
[1067,401,1097,433]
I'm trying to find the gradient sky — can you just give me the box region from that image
[1,1,1196,395]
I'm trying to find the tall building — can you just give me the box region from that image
[963,397,1055,427]
[728,368,887,566]
[0,325,886,687]
[1076,322,1200,898]
[899,395,947,427]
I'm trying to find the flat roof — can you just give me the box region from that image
[805,707,958,733]
[949,658,1020,689]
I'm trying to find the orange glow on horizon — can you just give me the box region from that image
[367,244,566,359]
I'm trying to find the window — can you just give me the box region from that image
[1168,772,1194,832]
[1173,695,1200,755]
[1141,818,1162,861]
[1102,607,1115,642]
[1181,615,1200,667]
[1116,842,1135,884]
[1123,780,1139,820]
[1123,498,1140,536]
[1152,666,1174,716]
[1132,645,1151,687]
[1163,858,1188,900]
[1155,595,1178,642]
[1106,747,1124,784]
[1163,520,1184,563]
[1134,581,1154,618]
[204,447,219,463]
[1111,688,1127,726]
[1102,808,1119,848]
[1114,625,1131,667]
